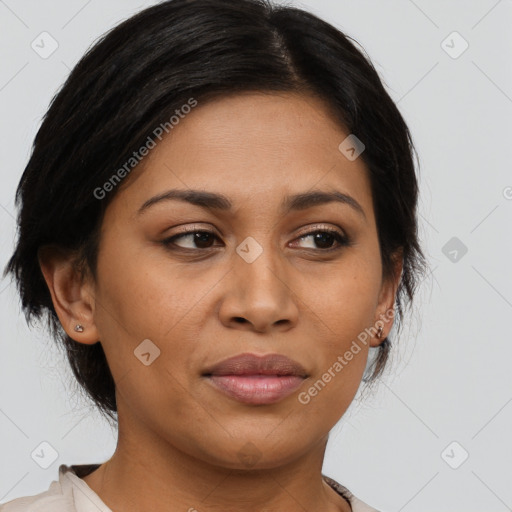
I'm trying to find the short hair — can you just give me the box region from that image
[4,0,427,423]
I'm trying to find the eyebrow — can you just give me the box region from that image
[137,188,366,220]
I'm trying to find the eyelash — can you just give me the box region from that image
[161,226,351,253]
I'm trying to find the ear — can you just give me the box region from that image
[38,245,100,345]
[370,249,403,348]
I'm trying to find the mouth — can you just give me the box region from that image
[202,353,308,405]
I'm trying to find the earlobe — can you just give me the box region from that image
[38,245,99,345]
[369,317,388,348]
[370,250,404,347]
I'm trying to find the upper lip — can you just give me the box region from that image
[202,353,308,377]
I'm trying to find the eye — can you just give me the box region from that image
[161,226,350,252]
[290,228,350,251]
[163,230,220,250]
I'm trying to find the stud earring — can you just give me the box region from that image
[74,324,84,333]
[377,326,383,339]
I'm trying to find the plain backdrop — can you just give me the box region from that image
[0,1,511,511]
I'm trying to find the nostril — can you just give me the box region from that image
[234,317,246,324]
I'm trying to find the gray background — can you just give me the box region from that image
[1,1,511,510]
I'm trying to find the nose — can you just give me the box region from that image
[218,241,299,333]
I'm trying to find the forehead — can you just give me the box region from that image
[112,91,373,219]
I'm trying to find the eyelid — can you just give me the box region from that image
[167,223,220,236]
[294,223,345,238]
[165,222,345,240]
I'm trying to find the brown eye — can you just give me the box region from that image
[291,229,349,251]
[162,227,350,253]
[163,230,220,250]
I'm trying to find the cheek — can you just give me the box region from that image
[327,281,378,342]
[94,235,192,339]
[91,235,199,388]
[304,256,380,385]
[317,255,381,335]
[91,240,200,417]
[295,276,376,420]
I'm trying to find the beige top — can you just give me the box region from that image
[0,464,381,512]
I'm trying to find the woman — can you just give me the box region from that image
[2,0,426,510]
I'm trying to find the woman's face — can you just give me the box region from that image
[80,91,399,468]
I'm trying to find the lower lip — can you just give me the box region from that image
[205,375,305,405]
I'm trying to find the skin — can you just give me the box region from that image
[39,91,402,512]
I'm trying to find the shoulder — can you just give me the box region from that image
[323,475,383,512]
[0,466,73,512]
[0,464,106,512]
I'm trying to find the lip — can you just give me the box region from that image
[203,352,308,377]
[202,353,308,405]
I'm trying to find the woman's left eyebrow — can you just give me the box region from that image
[137,188,366,221]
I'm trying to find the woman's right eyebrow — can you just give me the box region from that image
[136,188,367,222]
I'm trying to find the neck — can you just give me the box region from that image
[82,411,351,512]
